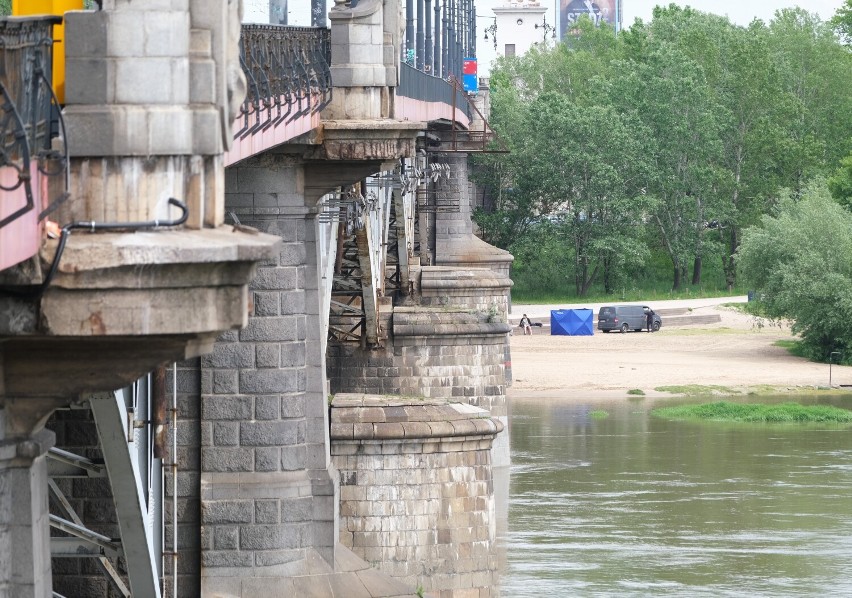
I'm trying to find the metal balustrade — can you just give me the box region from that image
[236,24,332,139]
[0,15,66,232]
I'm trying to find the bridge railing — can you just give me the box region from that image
[236,24,332,139]
[397,62,469,119]
[0,15,66,272]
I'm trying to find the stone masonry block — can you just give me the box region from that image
[280,396,305,419]
[213,422,238,446]
[65,11,107,58]
[238,316,297,343]
[279,243,307,267]
[240,524,303,550]
[239,421,302,447]
[279,497,311,524]
[201,447,253,472]
[105,11,145,57]
[251,267,300,292]
[254,395,280,420]
[201,395,252,420]
[191,107,221,155]
[202,500,253,524]
[212,370,238,394]
[201,343,255,369]
[254,447,280,472]
[255,344,280,369]
[114,58,175,104]
[279,291,306,315]
[190,27,212,56]
[146,107,193,154]
[65,57,112,105]
[201,551,253,568]
[279,343,306,368]
[255,500,279,524]
[213,526,239,550]
[280,445,307,471]
[240,369,303,395]
[253,292,280,317]
[144,11,190,57]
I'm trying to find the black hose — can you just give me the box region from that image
[1,197,188,300]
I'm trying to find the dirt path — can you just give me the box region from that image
[508,302,852,399]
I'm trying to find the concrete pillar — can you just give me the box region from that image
[0,405,58,598]
[433,153,513,277]
[428,153,514,467]
[197,155,337,595]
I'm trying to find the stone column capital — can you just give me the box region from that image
[0,428,54,466]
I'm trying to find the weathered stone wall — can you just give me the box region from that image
[327,308,511,467]
[330,394,501,597]
[182,156,337,596]
[328,309,509,417]
[420,266,512,316]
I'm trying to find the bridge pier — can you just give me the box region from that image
[179,150,419,595]
[0,403,56,598]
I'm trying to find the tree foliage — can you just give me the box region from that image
[737,181,852,363]
[476,5,852,296]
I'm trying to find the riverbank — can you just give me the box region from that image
[508,299,852,399]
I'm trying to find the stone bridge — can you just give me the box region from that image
[0,1,512,596]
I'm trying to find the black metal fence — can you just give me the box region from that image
[236,24,332,139]
[0,15,62,230]
[398,62,468,118]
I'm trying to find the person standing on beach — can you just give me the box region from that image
[645,308,656,333]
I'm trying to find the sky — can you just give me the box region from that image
[284,0,845,27]
[622,0,844,26]
[279,1,844,76]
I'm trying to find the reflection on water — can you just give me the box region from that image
[498,396,852,596]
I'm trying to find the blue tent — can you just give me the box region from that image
[551,309,594,336]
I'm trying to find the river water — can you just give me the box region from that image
[497,395,852,597]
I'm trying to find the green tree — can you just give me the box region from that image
[766,9,852,193]
[515,93,654,295]
[832,0,852,44]
[737,180,852,362]
[0,0,10,16]
[828,153,852,209]
[614,41,726,289]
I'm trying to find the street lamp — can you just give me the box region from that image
[482,18,497,50]
[535,15,556,41]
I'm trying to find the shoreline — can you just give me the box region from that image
[506,302,852,401]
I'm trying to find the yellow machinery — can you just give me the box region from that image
[12,0,85,103]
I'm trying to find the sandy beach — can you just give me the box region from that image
[508,298,852,399]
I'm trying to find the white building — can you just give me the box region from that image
[477,0,558,76]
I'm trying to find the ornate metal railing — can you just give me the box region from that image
[236,25,332,139]
[0,15,65,231]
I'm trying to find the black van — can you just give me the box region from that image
[597,305,662,333]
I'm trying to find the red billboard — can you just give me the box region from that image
[559,0,622,37]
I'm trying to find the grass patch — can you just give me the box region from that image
[773,339,810,359]
[589,409,610,419]
[655,384,741,396]
[652,401,852,424]
[627,389,645,395]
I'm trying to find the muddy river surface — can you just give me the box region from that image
[497,395,852,596]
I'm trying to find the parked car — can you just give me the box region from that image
[597,305,662,333]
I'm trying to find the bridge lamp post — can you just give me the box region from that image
[481,17,496,51]
[830,351,841,387]
[535,15,556,42]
